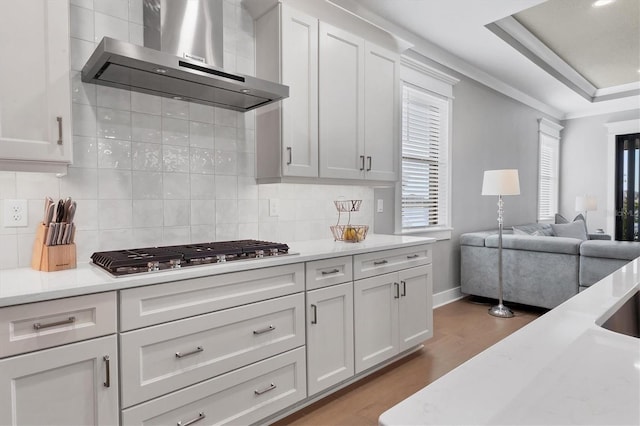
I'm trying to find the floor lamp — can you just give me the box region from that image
[482,169,521,318]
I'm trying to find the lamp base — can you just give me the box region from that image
[488,303,514,318]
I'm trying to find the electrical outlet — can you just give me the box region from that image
[3,199,28,227]
[269,199,279,217]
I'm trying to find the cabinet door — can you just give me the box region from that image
[364,42,398,181]
[0,0,72,168]
[0,335,118,426]
[398,265,433,351]
[354,273,399,373]
[307,282,354,395]
[319,23,365,179]
[281,6,318,177]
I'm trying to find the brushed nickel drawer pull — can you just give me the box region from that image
[394,282,400,299]
[33,316,76,330]
[253,325,275,335]
[175,346,204,358]
[254,383,277,395]
[57,116,63,145]
[373,260,388,266]
[407,254,420,259]
[103,355,111,388]
[177,412,205,426]
[311,304,318,324]
[321,268,340,275]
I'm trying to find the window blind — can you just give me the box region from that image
[538,135,559,221]
[401,85,447,230]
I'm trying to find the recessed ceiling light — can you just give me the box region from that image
[593,0,615,7]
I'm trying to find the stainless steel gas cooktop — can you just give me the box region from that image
[91,239,292,277]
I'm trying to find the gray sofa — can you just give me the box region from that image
[461,228,640,309]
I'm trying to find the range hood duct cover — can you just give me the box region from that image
[81,0,288,112]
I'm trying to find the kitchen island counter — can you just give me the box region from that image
[0,234,433,307]
[379,259,640,425]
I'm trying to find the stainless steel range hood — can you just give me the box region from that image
[81,0,288,112]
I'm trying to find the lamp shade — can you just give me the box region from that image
[575,195,597,212]
[482,169,521,196]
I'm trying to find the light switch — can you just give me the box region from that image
[377,199,384,213]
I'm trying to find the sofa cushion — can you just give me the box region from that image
[460,231,497,247]
[551,220,588,240]
[512,223,554,236]
[580,240,640,260]
[485,234,582,255]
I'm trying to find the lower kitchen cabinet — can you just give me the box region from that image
[121,347,306,426]
[0,334,118,426]
[306,282,354,395]
[354,265,433,373]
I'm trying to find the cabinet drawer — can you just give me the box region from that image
[120,263,304,331]
[0,292,116,358]
[122,347,306,426]
[120,293,305,407]
[306,256,353,290]
[353,245,432,280]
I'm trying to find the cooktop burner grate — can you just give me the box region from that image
[91,239,291,277]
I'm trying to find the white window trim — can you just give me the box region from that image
[395,57,457,240]
[537,118,563,224]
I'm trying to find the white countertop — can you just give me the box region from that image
[380,259,640,425]
[0,234,433,307]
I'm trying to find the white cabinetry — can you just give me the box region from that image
[353,246,433,373]
[307,282,354,396]
[319,23,398,181]
[119,264,307,420]
[0,0,72,173]
[0,293,118,426]
[256,4,318,181]
[363,42,399,181]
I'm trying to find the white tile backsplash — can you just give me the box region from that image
[0,0,376,270]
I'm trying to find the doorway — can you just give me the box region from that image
[615,133,640,241]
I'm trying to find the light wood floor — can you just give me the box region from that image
[273,297,546,426]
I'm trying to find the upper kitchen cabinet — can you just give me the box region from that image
[0,0,72,174]
[319,23,398,182]
[255,4,319,182]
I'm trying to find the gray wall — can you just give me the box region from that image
[560,109,640,235]
[377,53,558,294]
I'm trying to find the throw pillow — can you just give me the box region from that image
[512,223,555,236]
[512,228,530,235]
[555,213,588,234]
[551,220,588,240]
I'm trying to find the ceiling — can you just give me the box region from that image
[338,0,640,119]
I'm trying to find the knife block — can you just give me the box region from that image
[31,223,77,272]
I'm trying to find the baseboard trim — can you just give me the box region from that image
[433,286,465,308]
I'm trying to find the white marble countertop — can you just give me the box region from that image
[0,234,433,307]
[380,259,640,425]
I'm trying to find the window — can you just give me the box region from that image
[400,84,449,231]
[537,118,563,222]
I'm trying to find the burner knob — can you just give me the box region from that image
[269,248,279,256]
[216,254,226,263]
[170,259,181,269]
[147,261,160,272]
[256,250,264,258]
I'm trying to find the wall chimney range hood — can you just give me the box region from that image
[81,0,288,112]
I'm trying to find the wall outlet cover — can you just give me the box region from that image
[3,199,28,227]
